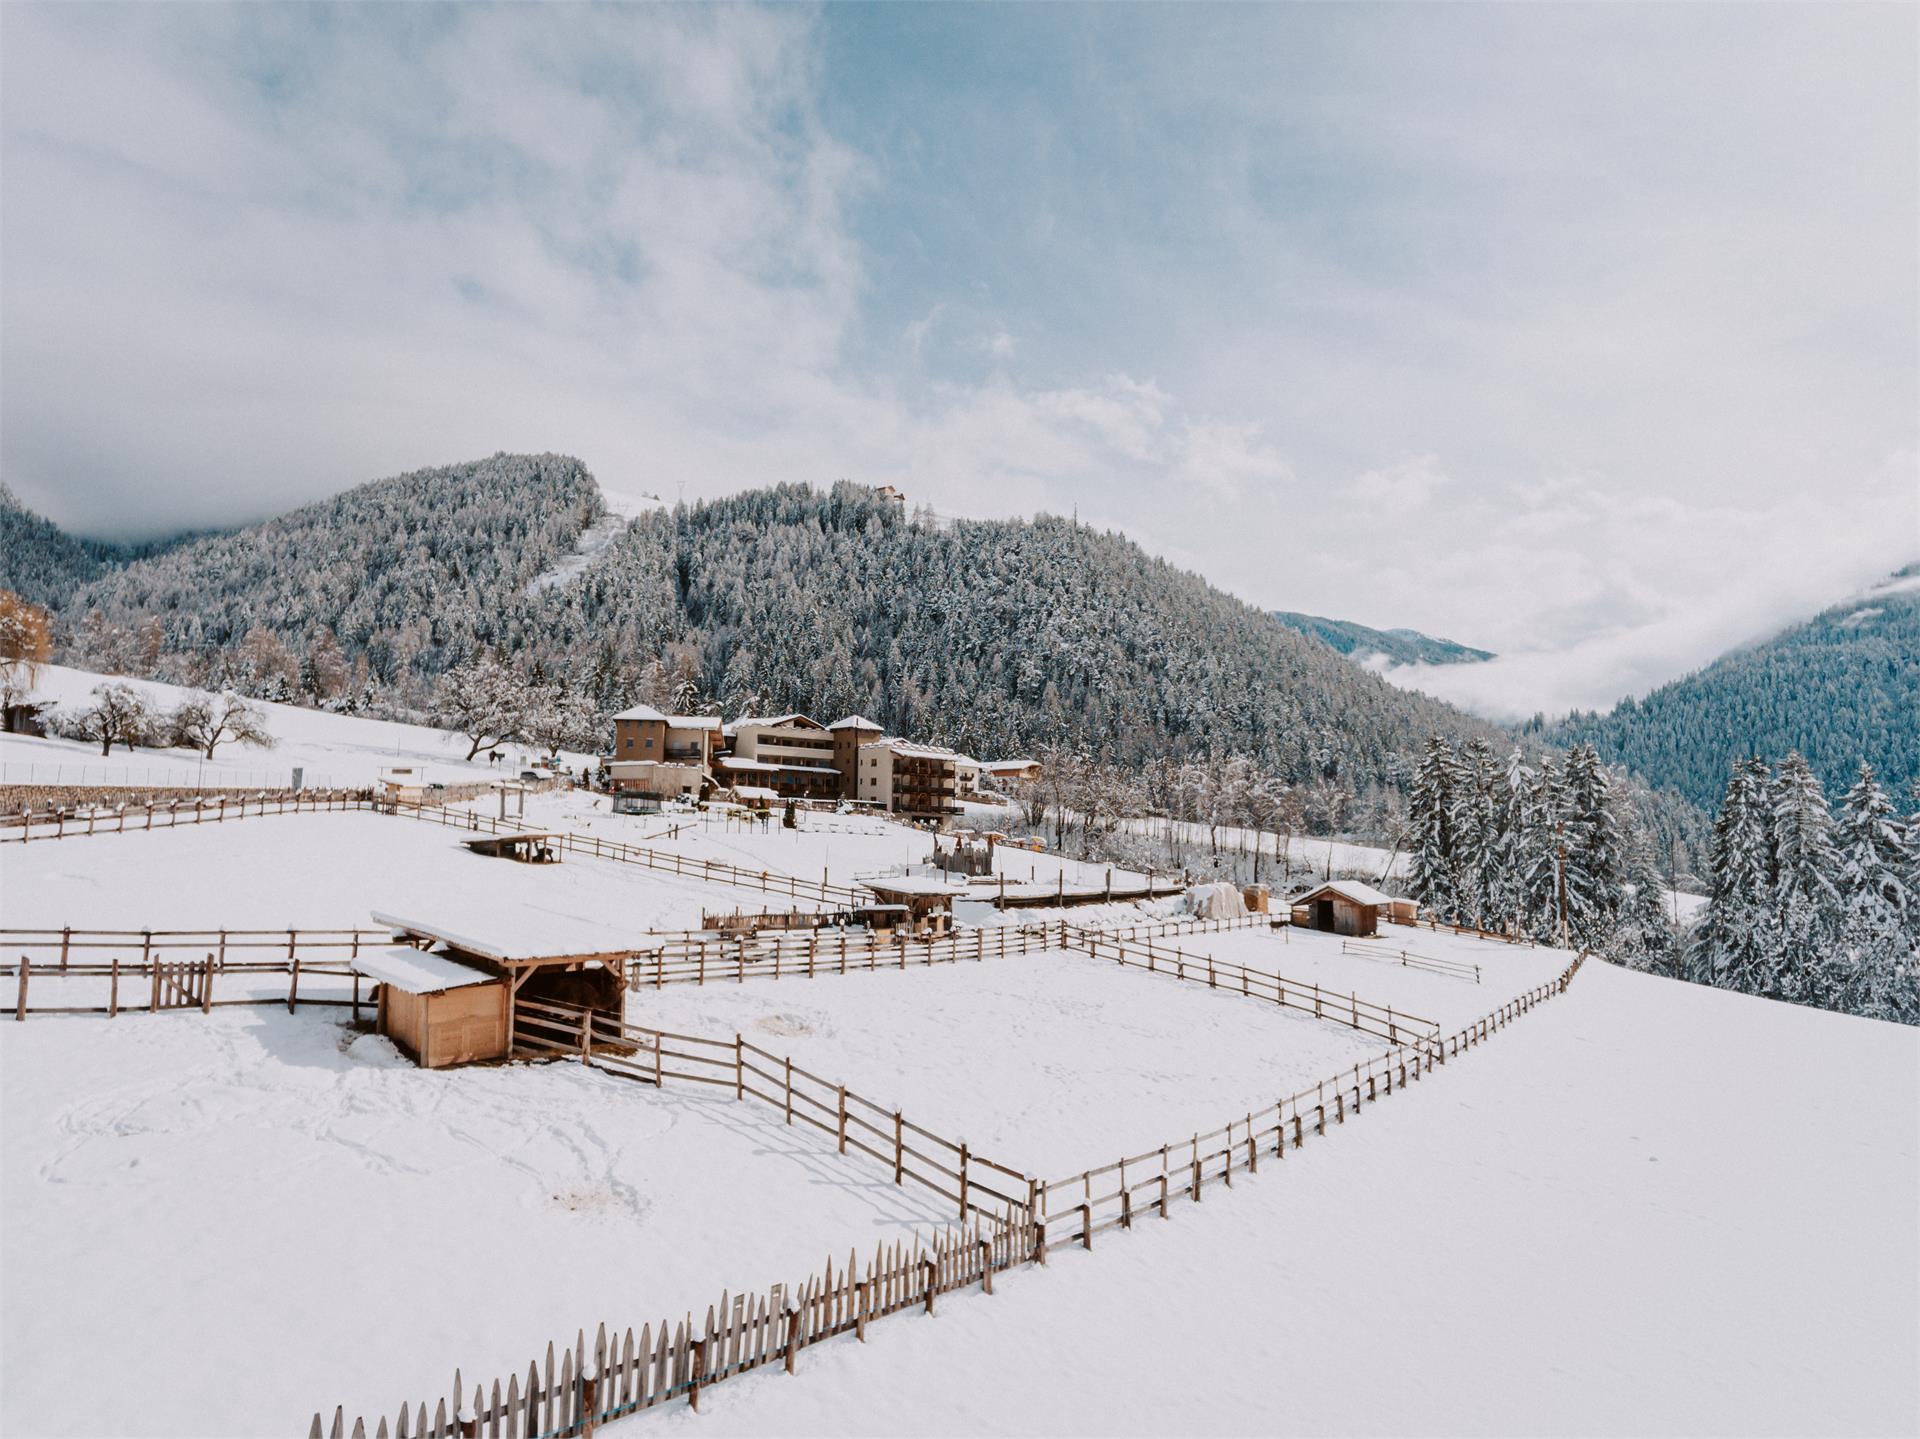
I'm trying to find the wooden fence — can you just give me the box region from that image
[311,1205,1037,1439]
[511,997,1034,1224]
[624,923,1063,991]
[1034,950,1588,1249]
[313,947,1591,1436]
[0,789,371,843]
[389,804,867,907]
[1340,939,1481,983]
[1064,927,1440,1052]
[1,928,388,1019]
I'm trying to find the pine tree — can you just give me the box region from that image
[1689,757,1776,991]
[1563,744,1626,948]
[1770,752,1841,1003]
[1407,736,1460,921]
[1452,738,1498,930]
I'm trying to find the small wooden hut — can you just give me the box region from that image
[857,877,968,936]
[1288,880,1391,938]
[353,947,509,1070]
[364,912,632,1067]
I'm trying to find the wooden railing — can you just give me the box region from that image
[0,790,371,843]
[310,947,1592,1437]
[310,1204,1036,1439]
[1033,950,1588,1250]
[1,928,386,1019]
[389,804,867,906]
[1063,927,1440,1052]
[511,997,1035,1224]
[1340,939,1481,983]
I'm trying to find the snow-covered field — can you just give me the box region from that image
[0,810,750,935]
[1170,921,1569,1031]
[634,961,1920,1438]
[0,664,592,792]
[623,950,1386,1176]
[0,1009,956,1437]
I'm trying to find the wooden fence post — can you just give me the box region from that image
[14,956,26,1021]
[893,1112,904,1185]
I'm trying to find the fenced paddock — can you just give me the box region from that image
[1129,922,1564,1032]
[615,944,1388,1173]
[0,788,369,842]
[312,949,1592,1438]
[0,1002,970,1437]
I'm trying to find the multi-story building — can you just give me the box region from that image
[607,705,723,800]
[857,739,964,824]
[827,714,885,800]
[718,713,842,801]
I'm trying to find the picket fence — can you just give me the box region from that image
[315,949,1590,1436]
[1034,949,1588,1248]
[310,1206,1036,1439]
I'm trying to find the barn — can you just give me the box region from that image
[1289,880,1392,938]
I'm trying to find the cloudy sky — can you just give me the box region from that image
[3,3,1915,719]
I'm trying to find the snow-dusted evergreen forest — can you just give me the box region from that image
[1401,736,1918,1023]
[32,461,1507,799]
[1539,566,1920,810]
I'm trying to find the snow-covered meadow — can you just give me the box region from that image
[622,949,1386,1176]
[0,664,598,792]
[0,1007,957,1436]
[634,960,1920,1439]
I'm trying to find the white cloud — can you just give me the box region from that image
[0,3,1913,729]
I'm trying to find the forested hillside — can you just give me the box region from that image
[0,485,213,609]
[43,460,1509,800]
[55,453,603,681]
[1273,611,1494,667]
[1541,568,1920,811]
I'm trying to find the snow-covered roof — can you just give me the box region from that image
[982,758,1040,772]
[611,705,721,728]
[715,757,840,776]
[862,738,961,761]
[371,911,626,964]
[728,785,780,802]
[1292,880,1394,908]
[730,713,824,731]
[827,714,884,732]
[350,947,496,996]
[860,876,971,898]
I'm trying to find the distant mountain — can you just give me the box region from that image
[1542,566,1920,810]
[47,459,1511,795]
[1274,611,1494,668]
[0,486,216,609]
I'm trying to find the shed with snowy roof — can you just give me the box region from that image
[1289,880,1391,938]
[352,946,509,1070]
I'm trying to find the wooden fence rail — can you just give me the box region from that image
[1061,927,1441,1052]
[1034,950,1588,1249]
[511,996,1035,1224]
[1,928,388,1019]
[310,1204,1036,1439]
[388,804,868,907]
[0,789,372,843]
[1339,939,1481,983]
[313,948,1590,1437]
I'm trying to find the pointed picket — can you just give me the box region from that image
[504,1373,521,1439]
[375,1420,389,1439]
[329,1406,345,1439]
[351,1420,365,1439]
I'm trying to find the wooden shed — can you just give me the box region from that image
[368,912,632,1067]
[857,877,969,936]
[1289,880,1392,939]
[352,946,509,1069]
[1383,895,1420,925]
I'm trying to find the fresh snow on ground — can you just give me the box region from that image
[0,1008,956,1437]
[1,665,592,791]
[0,810,822,935]
[632,961,1920,1438]
[623,949,1385,1176]
[524,486,662,596]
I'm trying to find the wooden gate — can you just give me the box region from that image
[151,957,214,1012]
